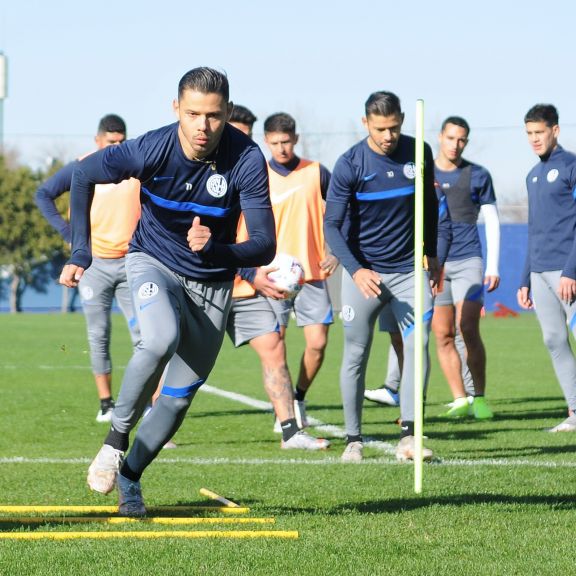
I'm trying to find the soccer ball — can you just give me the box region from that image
[266,253,305,298]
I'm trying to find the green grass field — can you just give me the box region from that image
[0,312,575,575]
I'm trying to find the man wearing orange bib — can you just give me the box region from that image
[36,115,141,423]
[228,112,337,448]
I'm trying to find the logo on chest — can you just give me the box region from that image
[206,174,228,198]
[403,162,416,179]
[547,169,559,183]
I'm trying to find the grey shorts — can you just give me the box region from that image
[267,280,334,327]
[435,257,484,306]
[226,294,280,347]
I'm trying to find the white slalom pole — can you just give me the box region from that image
[414,100,425,494]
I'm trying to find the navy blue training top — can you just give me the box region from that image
[69,122,276,280]
[521,145,576,286]
[435,160,496,262]
[324,135,438,276]
[36,161,77,243]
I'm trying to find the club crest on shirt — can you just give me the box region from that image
[80,285,94,301]
[206,174,228,198]
[546,169,559,183]
[138,282,159,300]
[403,162,416,179]
[341,305,355,322]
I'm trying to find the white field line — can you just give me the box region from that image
[1,366,571,468]
[2,456,576,468]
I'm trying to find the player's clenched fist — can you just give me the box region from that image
[187,216,211,252]
[59,264,84,288]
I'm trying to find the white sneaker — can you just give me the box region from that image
[273,400,310,433]
[281,431,330,451]
[548,414,576,432]
[445,396,474,409]
[341,441,363,463]
[395,436,433,462]
[162,439,178,449]
[96,404,114,423]
[87,444,124,494]
[117,473,146,517]
[364,387,399,406]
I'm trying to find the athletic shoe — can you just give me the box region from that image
[281,430,330,450]
[294,400,309,429]
[87,444,124,494]
[273,400,310,433]
[364,386,399,406]
[341,441,363,463]
[96,403,114,423]
[117,473,146,517]
[162,440,178,449]
[439,397,470,419]
[548,414,576,432]
[395,435,433,462]
[445,396,474,409]
[472,396,494,420]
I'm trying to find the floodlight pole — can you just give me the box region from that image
[414,100,425,494]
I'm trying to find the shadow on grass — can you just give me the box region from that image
[187,408,272,420]
[328,493,576,514]
[463,443,576,458]
[263,493,576,516]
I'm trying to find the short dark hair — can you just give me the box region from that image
[524,104,559,127]
[365,91,402,117]
[441,116,470,136]
[98,114,126,135]
[178,67,229,102]
[230,104,257,127]
[263,112,296,134]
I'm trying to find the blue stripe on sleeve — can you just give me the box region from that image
[141,187,231,218]
[356,185,415,201]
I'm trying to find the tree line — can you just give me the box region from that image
[0,155,67,312]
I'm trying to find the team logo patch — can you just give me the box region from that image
[403,162,416,179]
[80,286,94,301]
[342,305,355,322]
[547,169,559,183]
[532,176,538,183]
[138,282,159,300]
[206,174,228,198]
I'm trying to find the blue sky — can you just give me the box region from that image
[1,0,575,211]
